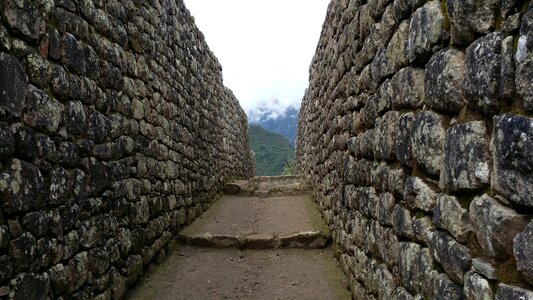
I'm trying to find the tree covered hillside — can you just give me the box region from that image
[248,125,294,176]
[249,107,298,148]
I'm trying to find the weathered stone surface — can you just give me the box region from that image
[22,211,49,238]
[0,53,28,118]
[407,1,449,63]
[464,271,493,300]
[8,232,36,272]
[491,115,533,208]
[0,255,12,282]
[399,243,434,294]
[0,0,254,297]
[0,225,8,249]
[392,205,414,239]
[24,53,51,89]
[425,49,468,113]
[396,112,414,167]
[0,123,15,159]
[433,194,472,243]
[404,176,438,212]
[0,159,47,213]
[513,221,533,285]
[413,216,435,245]
[390,67,425,110]
[12,126,36,159]
[465,32,504,114]
[10,272,49,300]
[497,36,515,101]
[23,85,64,134]
[517,57,533,111]
[296,1,532,299]
[373,111,400,161]
[2,0,46,43]
[470,194,530,259]
[441,121,491,192]
[471,258,497,280]
[392,286,415,300]
[372,20,410,82]
[447,0,499,44]
[410,111,446,176]
[495,284,533,300]
[61,33,86,75]
[65,101,88,137]
[428,230,471,284]
[428,271,465,300]
[244,234,274,249]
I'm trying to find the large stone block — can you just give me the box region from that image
[469,194,530,259]
[0,255,12,282]
[427,271,465,300]
[23,86,64,134]
[464,271,493,300]
[371,20,410,82]
[8,232,36,272]
[10,272,49,300]
[373,111,401,161]
[447,0,499,44]
[404,176,438,212]
[425,48,468,113]
[441,121,491,192]
[390,67,425,110]
[411,111,446,176]
[407,0,449,63]
[491,115,533,208]
[396,112,414,168]
[495,284,533,300]
[392,205,414,239]
[465,32,504,114]
[0,53,28,118]
[516,7,533,111]
[399,243,434,295]
[2,0,46,43]
[61,33,85,75]
[428,230,471,284]
[513,221,533,285]
[433,194,472,243]
[0,159,47,213]
[0,123,15,159]
[65,101,88,137]
[50,252,89,295]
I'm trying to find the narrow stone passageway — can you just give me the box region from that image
[127,176,351,300]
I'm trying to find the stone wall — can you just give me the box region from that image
[0,0,253,298]
[296,0,533,299]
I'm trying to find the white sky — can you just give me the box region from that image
[183,0,330,116]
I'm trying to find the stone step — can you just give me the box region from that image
[177,230,330,249]
[224,176,311,197]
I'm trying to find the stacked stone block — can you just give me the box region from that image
[0,0,253,298]
[296,0,533,299]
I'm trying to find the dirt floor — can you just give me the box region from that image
[180,195,328,237]
[127,245,351,300]
[128,178,350,299]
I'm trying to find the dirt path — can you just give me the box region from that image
[127,246,350,300]
[127,176,351,300]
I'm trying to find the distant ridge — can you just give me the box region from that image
[249,106,298,148]
[248,125,294,176]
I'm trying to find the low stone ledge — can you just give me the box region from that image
[278,231,328,249]
[177,231,330,249]
[243,234,275,249]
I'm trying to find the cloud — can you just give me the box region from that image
[183,0,329,115]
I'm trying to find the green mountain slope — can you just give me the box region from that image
[248,125,294,176]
